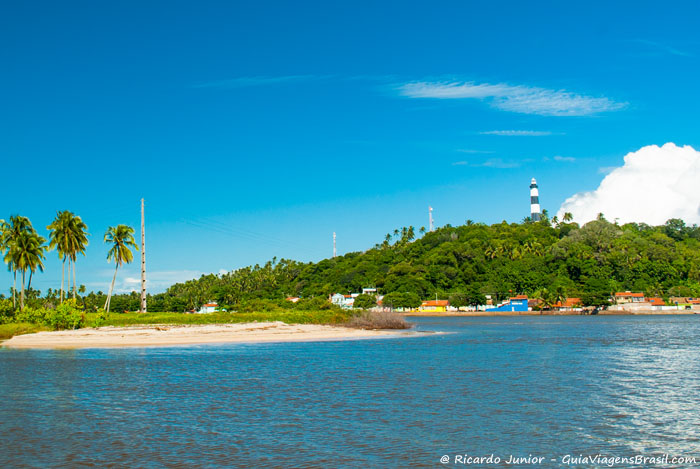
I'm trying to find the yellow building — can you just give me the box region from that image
[419,300,449,313]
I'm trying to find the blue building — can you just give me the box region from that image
[486,295,530,312]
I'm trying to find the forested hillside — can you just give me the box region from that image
[140,217,700,311]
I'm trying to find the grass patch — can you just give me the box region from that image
[1,308,409,341]
[86,309,354,328]
[0,323,51,340]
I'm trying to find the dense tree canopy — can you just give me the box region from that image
[5,216,700,313]
[135,217,700,311]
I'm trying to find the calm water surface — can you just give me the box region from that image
[2,315,700,467]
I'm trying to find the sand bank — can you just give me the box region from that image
[1,322,409,349]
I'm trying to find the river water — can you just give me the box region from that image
[1,315,700,467]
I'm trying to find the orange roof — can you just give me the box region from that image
[510,295,528,300]
[553,298,582,308]
[648,297,665,306]
[615,292,644,297]
[421,300,449,307]
[203,303,218,307]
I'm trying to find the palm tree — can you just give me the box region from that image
[406,226,415,242]
[534,288,555,314]
[562,212,573,223]
[1,215,35,308]
[484,244,499,260]
[47,211,72,303]
[103,225,138,313]
[66,215,89,300]
[8,231,47,310]
[553,285,567,309]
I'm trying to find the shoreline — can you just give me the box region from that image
[1,322,413,350]
[401,310,699,317]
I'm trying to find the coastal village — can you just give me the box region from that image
[192,179,700,316]
[188,289,700,315]
[320,290,700,314]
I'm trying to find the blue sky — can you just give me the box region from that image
[2,0,699,293]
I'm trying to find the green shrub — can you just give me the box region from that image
[15,306,49,325]
[45,300,84,330]
[352,294,377,310]
[238,299,282,313]
[0,299,15,324]
[91,310,108,328]
[294,297,336,311]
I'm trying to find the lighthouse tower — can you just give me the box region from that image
[530,178,541,221]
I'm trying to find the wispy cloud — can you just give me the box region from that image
[397,80,626,116]
[194,75,331,89]
[456,149,495,154]
[479,158,521,169]
[480,130,553,136]
[452,158,520,169]
[553,155,576,162]
[630,39,693,57]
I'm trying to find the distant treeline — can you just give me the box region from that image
[146,216,700,310]
[6,216,700,312]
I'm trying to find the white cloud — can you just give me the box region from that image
[480,130,553,136]
[553,155,576,162]
[397,80,626,116]
[558,143,700,225]
[480,158,520,169]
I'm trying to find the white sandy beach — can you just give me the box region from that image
[1,322,409,349]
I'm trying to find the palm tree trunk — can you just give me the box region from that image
[72,259,77,300]
[27,269,33,290]
[20,269,25,311]
[67,259,72,302]
[60,258,65,303]
[12,271,16,309]
[105,264,119,313]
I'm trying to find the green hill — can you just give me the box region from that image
[141,216,700,311]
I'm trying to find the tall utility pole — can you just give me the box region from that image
[140,198,147,313]
[333,232,337,258]
[429,206,434,232]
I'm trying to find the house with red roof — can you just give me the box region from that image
[614,291,645,304]
[647,297,666,307]
[197,302,220,314]
[552,298,583,311]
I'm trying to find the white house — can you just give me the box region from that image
[331,293,359,309]
[196,302,220,314]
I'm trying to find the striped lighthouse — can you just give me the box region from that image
[530,178,541,221]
